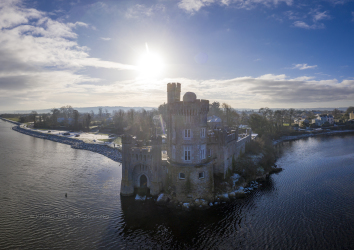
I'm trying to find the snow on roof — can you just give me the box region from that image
[207,115,222,123]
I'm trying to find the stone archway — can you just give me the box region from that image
[140,174,147,188]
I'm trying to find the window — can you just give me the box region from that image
[184,146,191,161]
[208,149,212,157]
[144,155,146,161]
[184,129,191,139]
[172,145,176,159]
[200,128,205,138]
[200,145,206,160]
[179,173,185,179]
[136,154,138,160]
[199,172,205,179]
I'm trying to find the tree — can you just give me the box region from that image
[98,107,103,120]
[248,113,269,137]
[85,113,91,130]
[346,106,354,114]
[332,108,341,119]
[288,108,295,125]
[30,111,37,124]
[51,108,60,127]
[210,101,221,116]
[73,110,79,130]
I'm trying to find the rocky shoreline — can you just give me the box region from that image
[134,168,282,211]
[11,125,122,163]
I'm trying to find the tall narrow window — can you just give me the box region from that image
[184,129,191,139]
[200,144,206,160]
[184,146,191,161]
[172,145,176,159]
[200,128,205,138]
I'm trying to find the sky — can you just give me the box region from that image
[0,0,354,112]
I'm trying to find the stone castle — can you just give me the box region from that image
[120,83,252,202]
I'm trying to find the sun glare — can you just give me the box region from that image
[137,47,164,78]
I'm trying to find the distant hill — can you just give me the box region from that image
[1,106,349,115]
[1,106,155,114]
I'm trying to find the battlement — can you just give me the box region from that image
[167,82,181,104]
[168,99,209,115]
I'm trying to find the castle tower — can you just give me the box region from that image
[166,83,214,202]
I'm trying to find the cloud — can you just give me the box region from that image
[125,4,165,19]
[292,64,318,70]
[292,10,330,29]
[293,21,325,29]
[100,37,111,41]
[0,0,138,111]
[178,0,293,13]
[312,11,330,22]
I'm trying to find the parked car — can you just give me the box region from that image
[75,134,80,137]
[109,134,116,137]
[63,132,70,135]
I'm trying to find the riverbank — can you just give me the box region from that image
[273,129,354,145]
[10,125,122,163]
[0,117,21,125]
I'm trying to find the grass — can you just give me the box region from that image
[97,139,113,142]
[7,117,20,122]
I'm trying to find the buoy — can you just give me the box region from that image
[65,193,67,198]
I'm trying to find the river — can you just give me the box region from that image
[0,120,353,249]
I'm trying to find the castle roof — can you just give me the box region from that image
[183,92,196,102]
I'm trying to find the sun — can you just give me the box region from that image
[136,47,164,78]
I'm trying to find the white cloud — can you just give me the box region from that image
[0,0,137,111]
[178,0,293,13]
[293,21,325,29]
[292,64,318,70]
[125,4,165,19]
[312,11,330,22]
[100,37,111,41]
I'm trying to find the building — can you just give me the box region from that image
[312,114,334,126]
[207,115,222,128]
[120,83,252,202]
[350,111,354,120]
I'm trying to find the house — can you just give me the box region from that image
[207,115,222,128]
[350,112,354,120]
[312,114,334,126]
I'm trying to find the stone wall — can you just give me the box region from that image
[166,161,214,202]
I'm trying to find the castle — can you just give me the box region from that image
[120,83,252,202]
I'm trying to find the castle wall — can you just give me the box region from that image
[209,133,252,177]
[167,161,214,202]
[120,136,164,196]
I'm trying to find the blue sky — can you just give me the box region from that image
[0,0,354,111]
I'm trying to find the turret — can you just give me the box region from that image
[167,82,181,104]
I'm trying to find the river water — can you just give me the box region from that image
[1,120,354,249]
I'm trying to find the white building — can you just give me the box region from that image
[312,114,334,126]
